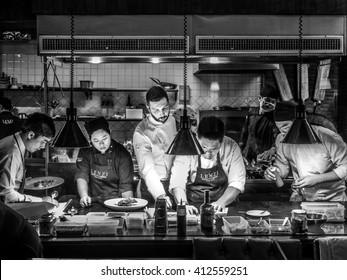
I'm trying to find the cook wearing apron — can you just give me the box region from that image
[187,153,228,204]
[75,140,134,204]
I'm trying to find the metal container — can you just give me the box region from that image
[80,80,94,89]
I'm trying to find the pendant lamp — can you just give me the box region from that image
[52,13,90,148]
[282,2,320,145]
[166,2,204,155]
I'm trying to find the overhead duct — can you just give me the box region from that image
[196,35,344,55]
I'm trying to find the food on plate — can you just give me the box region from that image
[117,198,137,206]
[33,179,54,188]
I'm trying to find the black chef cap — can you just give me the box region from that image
[260,85,279,99]
[274,101,297,122]
[84,117,110,137]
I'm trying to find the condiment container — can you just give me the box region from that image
[154,198,167,236]
[39,213,56,236]
[177,202,187,236]
[291,209,307,234]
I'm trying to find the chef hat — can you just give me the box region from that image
[274,101,297,121]
[84,117,110,137]
[260,85,279,99]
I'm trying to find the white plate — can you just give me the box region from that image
[25,176,64,190]
[104,198,148,211]
[246,210,271,218]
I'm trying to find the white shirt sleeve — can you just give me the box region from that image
[169,155,191,193]
[133,130,166,199]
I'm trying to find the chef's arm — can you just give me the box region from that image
[133,133,166,199]
[213,186,241,209]
[76,178,89,198]
[171,187,189,205]
[121,190,134,198]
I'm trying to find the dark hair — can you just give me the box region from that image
[260,85,279,99]
[84,116,110,137]
[146,86,169,104]
[22,113,56,138]
[0,97,12,111]
[197,116,225,142]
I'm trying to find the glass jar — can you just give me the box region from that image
[291,209,307,234]
[39,214,56,236]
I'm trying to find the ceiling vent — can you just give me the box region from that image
[38,35,188,55]
[196,35,344,55]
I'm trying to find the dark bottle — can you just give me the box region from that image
[200,190,214,233]
[154,198,167,236]
[126,95,132,108]
[177,200,186,236]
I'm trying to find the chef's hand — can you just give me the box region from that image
[257,147,276,162]
[157,194,172,209]
[42,196,59,207]
[186,205,198,215]
[292,175,319,189]
[211,202,224,212]
[80,195,92,207]
[264,166,278,181]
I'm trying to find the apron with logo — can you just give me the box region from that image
[187,153,228,204]
[89,149,119,202]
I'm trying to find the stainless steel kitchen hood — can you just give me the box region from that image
[37,15,346,62]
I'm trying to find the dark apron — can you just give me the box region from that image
[187,153,228,204]
[89,150,119,202]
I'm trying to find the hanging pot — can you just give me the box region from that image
[150,77,177,89]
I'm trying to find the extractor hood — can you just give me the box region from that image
[37,15,346,63]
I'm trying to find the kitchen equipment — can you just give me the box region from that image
[306,213,328,226]
[248,219,270,234]
[269,218,292,234]
[154,198,168,236]
[291,209,308,234]
[150,77,177,89]
[245,210,271,218]
[222,216,250,234]
[80,80,94,89]
[54,215,87,236]
[300,202,345,222]
[104,198,148,211]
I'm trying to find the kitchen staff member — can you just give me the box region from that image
[0,113,58,205]
[264,101,347,201]
[169,116,246,213]
[133,86,177,207]
[0,97,22,140]
[239,85,280,163]
[75,117,134,207]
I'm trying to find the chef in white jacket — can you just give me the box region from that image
[133,86,177,207]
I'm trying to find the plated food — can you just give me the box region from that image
[104,198,148,211]
[117,198,138,206]
[25,176,64,190]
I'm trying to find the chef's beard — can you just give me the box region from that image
[151,113,169,124]
[261,103,275,112]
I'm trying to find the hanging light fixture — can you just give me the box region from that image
[52,10,90,148]
[166,2,204,155]
[282,0,320,144]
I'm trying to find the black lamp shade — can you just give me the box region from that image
[166,127,204,155]
[52,107,90,148]
[282,105,320,144]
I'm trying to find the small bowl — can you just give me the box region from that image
[306,213,328,225]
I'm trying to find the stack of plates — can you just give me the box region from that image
[0,76,10,89]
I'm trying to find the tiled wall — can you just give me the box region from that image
[0,41,263,143]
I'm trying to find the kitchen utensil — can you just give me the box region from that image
[246,210,271,218]
[306,213,328,226]
[150,77,177,89]
[104,198,148,211]
[282,217,289,226]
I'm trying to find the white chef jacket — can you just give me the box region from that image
[0,133,42,203]
[274,125,347,201]
[133,115,177,199]
[169,136,246,193]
